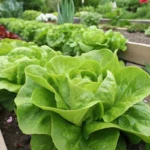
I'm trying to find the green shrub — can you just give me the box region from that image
[0,0,23,18]
[74,0,81,10]
[134,4,150,19]
[22,10,42,20]
[80,12,102,26]
[105,8,125,26]
[104,8,131,27]
[18,0,42,11]
[116,0,139,12]
[79,6,95,12]
[40,0,60,13]
[118,20,131,27]
[87,0,101,7]
[99,0,112,5]
[75,11,88,17]
[121,10,137,19]
[128,24,149,33]
[75,0,100,10]
[96,3,112,15]
[18,0,60,12]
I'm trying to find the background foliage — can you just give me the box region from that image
[0,0,23,18]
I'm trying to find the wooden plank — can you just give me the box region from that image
[128,19,150,24]
[118,42,150,65]
[100,18,150,24]
[74,17,150,24]
[0,130,7,150]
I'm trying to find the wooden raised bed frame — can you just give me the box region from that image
[74,17,150,25]
[0,130,7,150]
[118,42,150,66]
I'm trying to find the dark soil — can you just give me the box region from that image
[0,107,30,150]
[116,30,150,45]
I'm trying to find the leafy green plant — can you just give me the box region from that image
[87,0,101,7]
[96,3,112,15]
[0,18,127,55]
[134,4,150,19]
[145,64,150,74]
[145,143,150,150]
[57,0,75,24]
[7,19,25,35]
[46,25,127,55]
[145,27,150,36]
[105,8,125,26]
[34,26,52,46]
[22,10,42,20]
[14,49,150,150]
[99,0,112,5]
[128,24,149,33]
[116,0,139,12]
[0,38,61,110]
[105,29,127,51]
[18,0,43,11]
[20,21,52,41]
[99,24,117,30]
[0,0,23,18]
[80,12,102,26]
[121,10,137,19]
[119,20,131,27]
[40,0,61,13]
[79,6,95,12]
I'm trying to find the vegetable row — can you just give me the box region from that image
[0,18,127,56]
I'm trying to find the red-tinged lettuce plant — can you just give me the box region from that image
[0,25,21,39]
[15,49,150,150]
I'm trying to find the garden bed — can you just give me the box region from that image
[0,19,150,150]
[116,29,150,45]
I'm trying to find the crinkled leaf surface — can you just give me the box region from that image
[0,40,59,110]
[103,67,150,122]
[15,77,51,135]
[14,49,150,150]
[51,113,119,150]
[31,134,57,150]
[84,102,150,143]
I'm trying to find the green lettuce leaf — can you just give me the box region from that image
[0,39,59,110]
[31,135,57,150]
[84,102,150,143]
[103,67,150,122]
[14,49,150,150]
[51,113,119,150]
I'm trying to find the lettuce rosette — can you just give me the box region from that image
[0,39,61,110]
[15,49,150,150]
